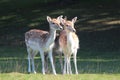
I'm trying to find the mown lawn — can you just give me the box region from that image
[1,73,120,80]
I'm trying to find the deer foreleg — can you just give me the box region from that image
[73,50,78,74]
[48,50,57,75]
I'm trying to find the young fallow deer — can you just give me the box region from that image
[59,16,79,74]
[44,35,64,74]
[25,16,63,75]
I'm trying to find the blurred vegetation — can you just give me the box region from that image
[0,0,120,53]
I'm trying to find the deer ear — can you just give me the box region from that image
[57,15,63,21]
[57,15,65,25]
[60,17,65,25]
[72,17,77,23]
[47,16,52,22]
[64,16,67,21]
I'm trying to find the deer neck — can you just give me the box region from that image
[66,31,74,45]
[46,28,56,46]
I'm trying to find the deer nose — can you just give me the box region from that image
[73,29,76,32]
[60,26,63,30]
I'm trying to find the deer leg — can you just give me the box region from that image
[40,50,45,75]
[52,52,56,69]
[63,56,67,74]
[45,53,49,73]
[31,50,37,74]
[68,55,72,74]
[67,57,69,74]
[27,47,32,73]
[48,50,57,75]
[59,52,63,73]
[31,56,36,73]
[73,51,78,74]
[28,55,31,73]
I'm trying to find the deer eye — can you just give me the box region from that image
[52,22,55,24]
[60,23,64,26]
[66,24,69,27]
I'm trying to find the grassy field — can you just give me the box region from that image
[1,73,120,80]
[0,46,120,80]
[0,0,120,80]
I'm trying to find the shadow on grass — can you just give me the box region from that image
[0,46,120,74]
[0,56,120,74]
[0,41,120,74]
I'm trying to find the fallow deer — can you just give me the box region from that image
[59,16,79,74]
[25,16,63,75]
[44,32,63,74]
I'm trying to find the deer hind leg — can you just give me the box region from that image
[44,53,49,73]
[27,47,32,73]
[63,55,67,74]
[48,50,56,75]
[44,52,56,74]
[39,50,45,75]
[31,50,38,74]
[59,52,63,73]
[73,50,78,74]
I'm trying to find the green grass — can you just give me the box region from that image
[1,73,120,80]
[0,47,120,80]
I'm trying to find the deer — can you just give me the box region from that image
[58,16,79,74]
[44,16,79,74]
[25,16,63,75]
[43,31,64,74]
